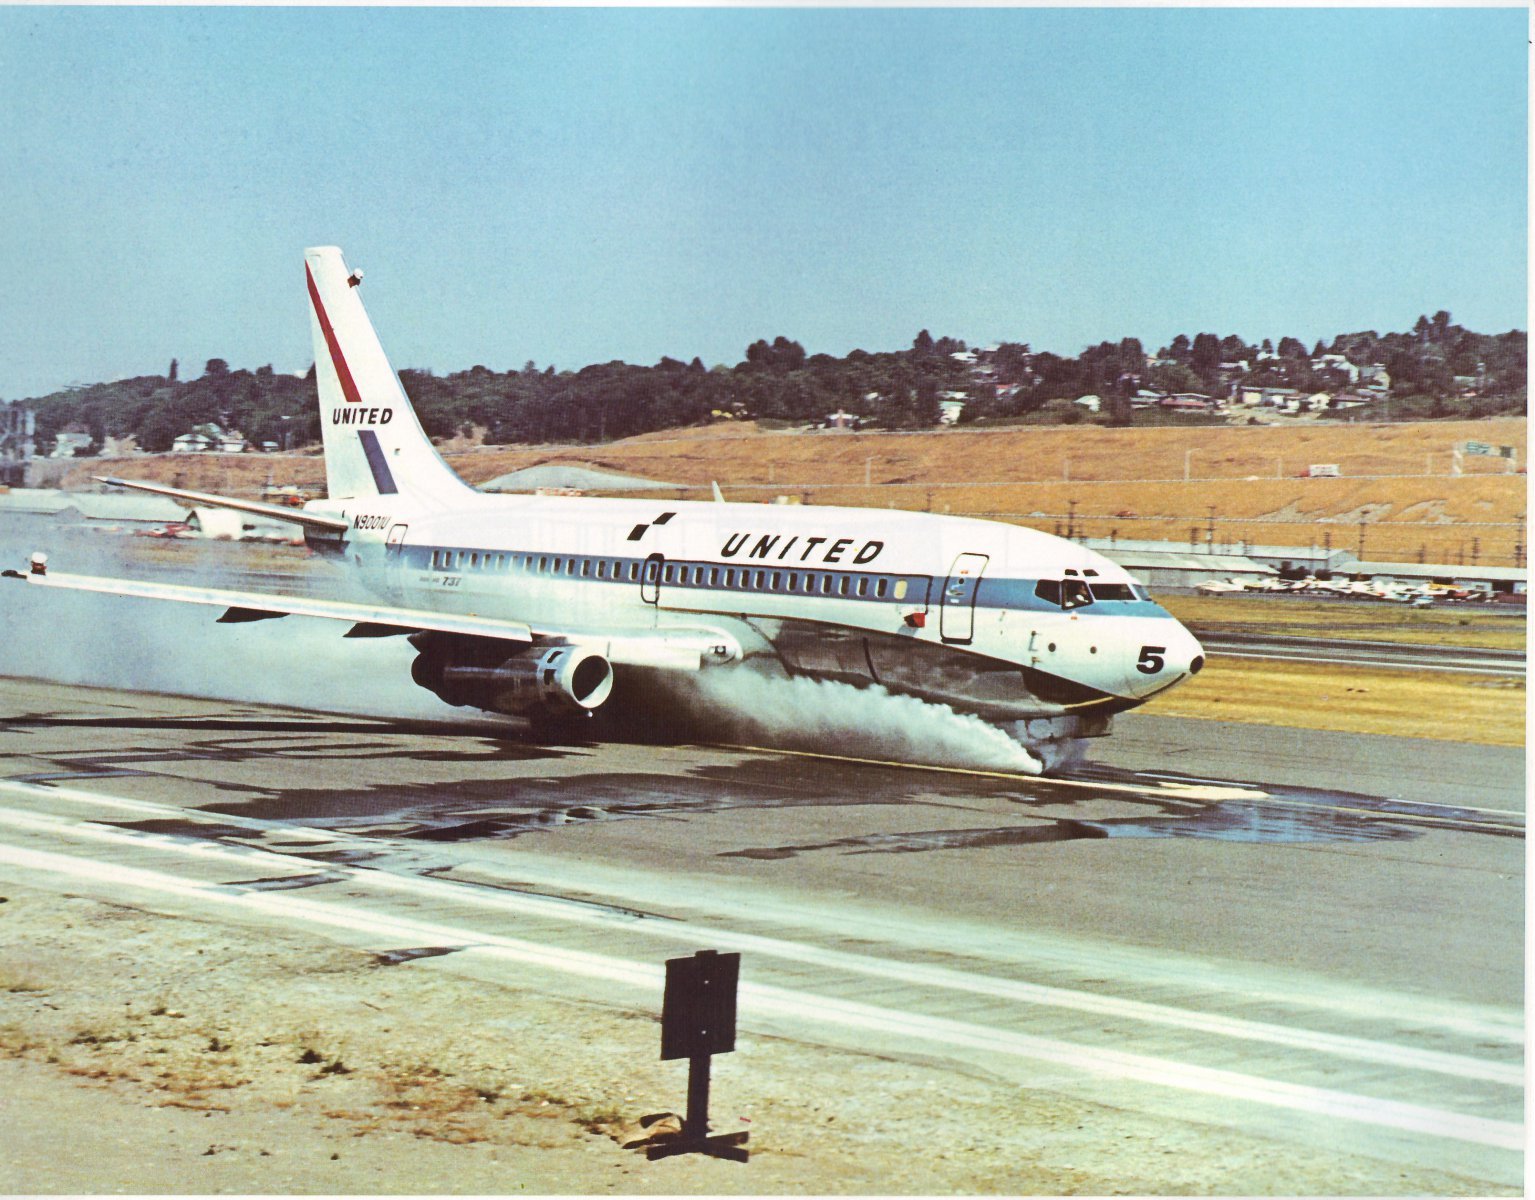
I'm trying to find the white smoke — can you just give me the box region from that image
[0,519,465,722]
[675,667,1056,775]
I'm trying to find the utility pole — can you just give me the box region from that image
[1067,498,1078,540]
[1206,505,1217,553]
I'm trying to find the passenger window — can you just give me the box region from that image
[725,569,735,587]
[628,563,639,581]
[710,567,719,587]
[539,556,549,572]
[856,578,868,597]
[875,578,888,599]
[771,572,781,591]
[664,565,676,584]
[820,576,832,595]
[596,560,606,579]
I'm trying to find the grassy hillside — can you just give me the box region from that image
[50,416,1527,566]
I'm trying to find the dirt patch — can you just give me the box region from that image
[0,889,1502,1195]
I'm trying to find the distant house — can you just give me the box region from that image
[49,431,93,459]
[1160,394,1215,412]
[1311,354,1361,383]
[173,423,247,454]
[173,431,217,453]
[938,399,966,425]
[823,411,860,429]
[1075,394,1102,413]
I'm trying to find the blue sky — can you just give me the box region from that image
[1,7,1526,400]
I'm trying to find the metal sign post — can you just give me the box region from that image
[650,949,749,1163]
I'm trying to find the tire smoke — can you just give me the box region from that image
[675,667,1054,774]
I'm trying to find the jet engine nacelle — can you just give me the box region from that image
[412,643,614,717]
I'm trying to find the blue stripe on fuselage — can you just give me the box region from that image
[394,543,1177,619]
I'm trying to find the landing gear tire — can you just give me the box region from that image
[1007,720,1094,775]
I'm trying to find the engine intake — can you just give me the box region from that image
[412,643,614,717]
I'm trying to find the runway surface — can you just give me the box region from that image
[1196,630,1525,676]
[0,674,1522,1188]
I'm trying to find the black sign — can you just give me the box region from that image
[660,950,740,1061]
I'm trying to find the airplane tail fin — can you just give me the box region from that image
[304,246,473,507]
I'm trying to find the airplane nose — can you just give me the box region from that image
[1125,624,1204,697]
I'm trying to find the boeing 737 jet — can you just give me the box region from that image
[6,247,1205,770]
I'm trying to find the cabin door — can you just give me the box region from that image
[940,552,989,644]
[640,552,664,605]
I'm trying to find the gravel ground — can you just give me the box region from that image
[0,887,1502,1195]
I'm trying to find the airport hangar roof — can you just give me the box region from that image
[1097,548,1277,575]
[1082,536,1351,565]
[478,464,680,493]
[1339,560,1528,584]
[0,489,189,523]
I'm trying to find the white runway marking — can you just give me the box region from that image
[0,784,1520,1155]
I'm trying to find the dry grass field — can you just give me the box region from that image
[1140,655,1524,746]
[1162,594,1527,650]
[56,416,1526,564]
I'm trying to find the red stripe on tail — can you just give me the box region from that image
[306,263,363,404]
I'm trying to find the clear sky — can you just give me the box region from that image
[1,6,1527,400]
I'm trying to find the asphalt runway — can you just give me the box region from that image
[0,522,1524,1186]
[0,674,1522,1187]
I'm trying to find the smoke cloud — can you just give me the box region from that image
[0,518,461,721]
[668,668,1060,774]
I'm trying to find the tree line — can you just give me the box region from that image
[5,312,1525,457]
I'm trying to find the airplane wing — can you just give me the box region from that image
[4,561,742,669]
[94,476,351,536]
[4,563,532,643]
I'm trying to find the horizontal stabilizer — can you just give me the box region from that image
[95,476,351,536]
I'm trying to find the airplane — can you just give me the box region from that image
[5,247,1205,770]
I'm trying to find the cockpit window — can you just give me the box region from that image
[1036,579,1094,609]
[1087,582,1136,602]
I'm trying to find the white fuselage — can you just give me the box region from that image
[311,491,1205,728]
